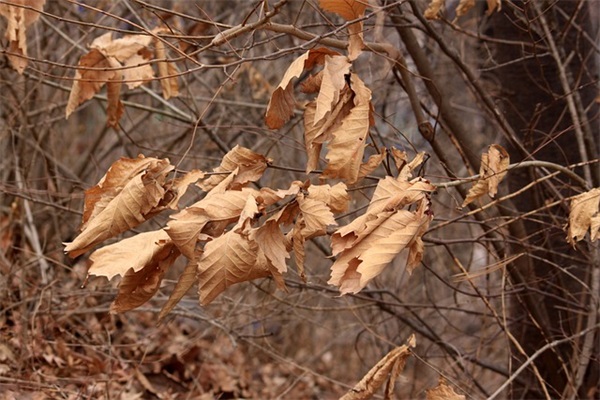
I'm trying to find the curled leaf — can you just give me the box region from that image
[567,188,600,246]
[461,144,509,208]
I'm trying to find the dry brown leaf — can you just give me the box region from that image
[300,71,323,94]
[304,87,353,172]
[155,36,179,99]
[297,193,337,239]
[426,377,466,400]
[319,0,367,21]
[0,0,45,74]
[424,0,444,20]
[66,49,117,118]
[357,149,387,181]
[66,31,155,123]
[251,218,290,274]
[197,196,274,305]
[198,145,270,191]
[341,334,416,400]
[64,157,174,257]
[307,182,350,214]
[166,185,258,259]
[161,169,205,210]
[567,188,600,246]
[289,221,307,280]
[347,21,364,61]
[331,177,434,255]
[314,55,352,124]
[322,73,372,183]
[329,198,433,294]
[87,229,174,280]
[158,260,198,321]
[265,47,340,129]
[106,78,124,128]
[110,239,180,313]
[461,144,509,208]
[456,0,475,16]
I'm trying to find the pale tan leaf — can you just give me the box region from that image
[390,147,408,172]
[314,55,352,124]
[198,229,266,305]
[265,47,340,129]
[198,145,270,191]
[155,38,179,98]
[357,149,387,181]
[331,177,434,256]
[424,0,444,20]
[289,223,307,280]
[456,0,475,16]
[329,198,432,294]
[322,73,372,183]
[122,52,154,90]
[106,78,124,128]
[426,378,466,400]
[65,158,174,257]
[162,169,205,210]
[80,155,167,229]
[66,49,117,118]
[319,0,367,21]
[347,21,364,61]
[87,229,173,280]
[110,241,180,313]
[297,194,337,239]
[251,219,289,274]
[398,152,426,181]
[91,32,153,63]
[0,0,45,73]
[166,187,258,258]
[307,182,349,214]
[158,260,198,321]
[341,334,416,400]
[461,144,509,207]
[567,188,600,246]
[305,87,354,172]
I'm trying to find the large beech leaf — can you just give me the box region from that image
[322,73,372,183]
[87,229,174,280]
[0,0,46,73]
[265,47,340,129]
[329,199,433,294]
[198,145,270,191]
[64,157,174,257]
[314,55,351,124]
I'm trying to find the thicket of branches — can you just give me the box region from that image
[1,0,598,399]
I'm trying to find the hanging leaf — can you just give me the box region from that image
[567,188,600,246]
[461,144,509,208]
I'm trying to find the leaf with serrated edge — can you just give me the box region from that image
[87,229,173,280]
[65,161,173,257]
[340,334,415,400]
[426,378,466,400]
[322,73,371,183]
[0,0,46,73]
[297,194,337,239]
[329,200,432,294]
[251,218,289,274]
[314,55,351,124]
[462,144,509,207]
[266,48,340,129]
[357,149,387,182]
[111,244,180,313]
[197,197,269,305]
[198,145,269,191]
[567,188,600,246]
[307,182,349,214]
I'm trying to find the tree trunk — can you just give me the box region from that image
[489,1,599,397]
